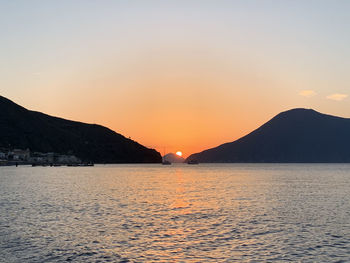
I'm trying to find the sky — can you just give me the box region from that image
[1,1,350,157]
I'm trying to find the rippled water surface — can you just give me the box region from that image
[1,164,350,262]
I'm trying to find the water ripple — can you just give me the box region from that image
[1,164,350,262]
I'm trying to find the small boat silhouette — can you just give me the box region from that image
[161,147,171,165]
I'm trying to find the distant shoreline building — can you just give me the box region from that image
[8,149,30,162]
[0,148,81,166]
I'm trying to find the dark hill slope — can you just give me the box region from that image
[187,108,350,163]
[0,96,161,163]
[163,153,185,163]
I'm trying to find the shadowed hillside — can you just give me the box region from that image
[163,153,185,163]
[0,96,162,163]
[187,108,350,163]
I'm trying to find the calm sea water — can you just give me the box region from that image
[1,164,350,262]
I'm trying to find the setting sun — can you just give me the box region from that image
[176,151,182,157]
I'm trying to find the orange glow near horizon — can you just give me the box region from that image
[2,2,350,158]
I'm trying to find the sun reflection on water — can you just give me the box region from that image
[2,164,350,262]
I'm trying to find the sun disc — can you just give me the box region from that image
[176,151,182,157]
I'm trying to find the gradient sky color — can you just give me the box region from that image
[1,1,350,156]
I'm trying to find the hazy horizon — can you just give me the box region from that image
[1,1,350,156]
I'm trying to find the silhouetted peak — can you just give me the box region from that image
[0,95,162,163]
[163,153,185,163]
[0,96,14,106]
[266,108,340,126]
[0,95,27,112]
[187,108,350,163]
[0,95,17,104]
[275,108,320,118]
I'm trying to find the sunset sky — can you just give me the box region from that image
[1,1,350,156]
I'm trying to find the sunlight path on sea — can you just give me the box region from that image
[1,164,350,262]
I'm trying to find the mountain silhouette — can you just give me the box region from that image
[186,108,350,163]
[163,153,185,163]
[0,96,161,163]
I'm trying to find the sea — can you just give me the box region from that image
[1,164,350,262]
